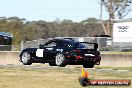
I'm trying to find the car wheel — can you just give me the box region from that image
[21,51,32,65]
[55,53,66,67]
[83,64,94,68]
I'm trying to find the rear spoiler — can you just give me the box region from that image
[79,42,98,50]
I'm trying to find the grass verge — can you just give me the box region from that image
[101,51,132,54]
[0,66,131,88]
[95,66,132,70]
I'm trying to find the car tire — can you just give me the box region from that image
[21,51,32,65]
[55,53,66,67]
[83,64,94,68]
[96,61,100,65]
[49,63,57,66]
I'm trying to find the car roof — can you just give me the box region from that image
[53,38,77,45]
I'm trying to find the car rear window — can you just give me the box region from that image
[75,42,95,49]
[75,43,86,48]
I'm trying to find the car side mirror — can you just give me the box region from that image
[39,44,43,49]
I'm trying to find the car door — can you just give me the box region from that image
[43,41,57,62]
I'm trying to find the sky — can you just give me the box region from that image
[0,0,131,22]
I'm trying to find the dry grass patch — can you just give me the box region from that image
[0,66,131,88]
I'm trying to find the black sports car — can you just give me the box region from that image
[19,38,101,68]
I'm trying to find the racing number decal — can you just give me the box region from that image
[36,49,44,57]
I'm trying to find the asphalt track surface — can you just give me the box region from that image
[0,64,132,72]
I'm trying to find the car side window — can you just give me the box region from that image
[62,43,73,48]
[56,42,63,47]
[45,41,57,47]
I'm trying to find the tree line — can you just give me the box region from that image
[0,17,104,50]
